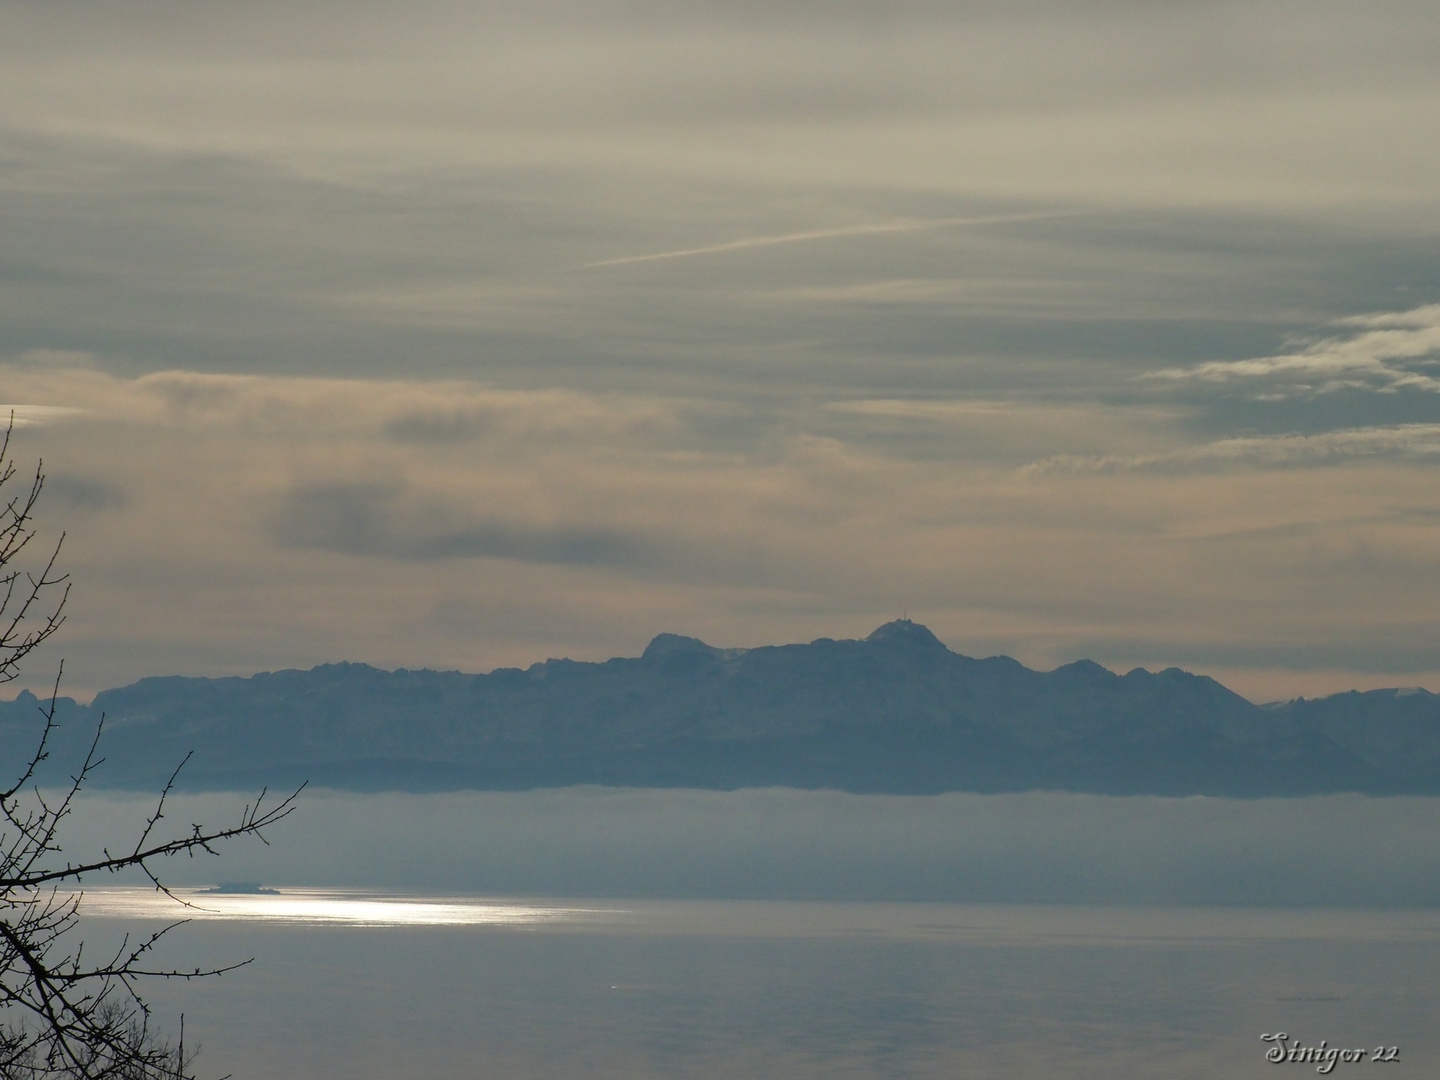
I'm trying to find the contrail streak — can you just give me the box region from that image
[580,212,1063,269]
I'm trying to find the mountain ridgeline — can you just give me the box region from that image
[3,621,1439,796]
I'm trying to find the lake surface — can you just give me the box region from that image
[81,888,1440,1079]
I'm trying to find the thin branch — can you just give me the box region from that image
[0,421,299,1080]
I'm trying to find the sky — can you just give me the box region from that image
[3,0,1440,701]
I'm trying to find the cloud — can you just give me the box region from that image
[10,349,97,370]
[0,404,85,427]
[270,480,657,567]
[384,407,497,443]
[3,0,1439,212]
[41,474,127,512]
[1149,303,1440,397]
[580,212,1061,268]
[1024,423,1440,475]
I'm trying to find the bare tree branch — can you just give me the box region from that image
[0,418,299,1079]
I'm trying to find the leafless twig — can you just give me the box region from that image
[0,419,299,1079]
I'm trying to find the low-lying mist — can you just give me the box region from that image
[64,787,1440,906]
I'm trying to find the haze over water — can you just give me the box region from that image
[66,787,1440,1079]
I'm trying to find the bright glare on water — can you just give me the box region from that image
[80,886,620,927]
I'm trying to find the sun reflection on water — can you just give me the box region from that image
[78,887,619,927]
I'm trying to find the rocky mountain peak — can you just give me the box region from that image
[864,619,948,651]
[642,633,718,662]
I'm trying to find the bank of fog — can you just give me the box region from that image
[65,788,1440,905]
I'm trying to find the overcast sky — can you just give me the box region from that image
[3,0,1440,700]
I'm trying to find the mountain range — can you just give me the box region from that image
[3,620,1438,796]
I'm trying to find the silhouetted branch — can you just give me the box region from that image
[0,420,298,1078]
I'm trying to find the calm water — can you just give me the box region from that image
[81,889,1440,1079]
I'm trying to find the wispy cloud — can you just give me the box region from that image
[580,213,1060,269]
[269,479,659,568]
[1149,303,1440,396]
[0,405,85,427]
[1025,423,1440,475]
